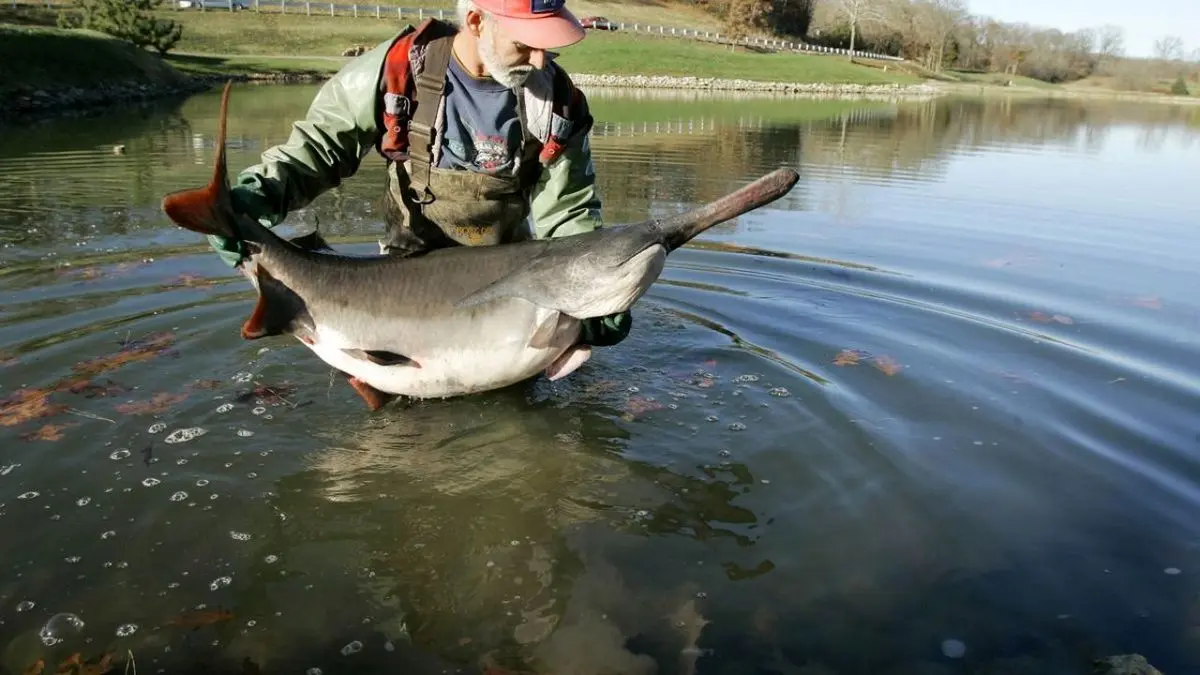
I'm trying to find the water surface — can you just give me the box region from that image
[1,85,1199,675]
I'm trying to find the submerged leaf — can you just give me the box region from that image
[0,388,67,427]
[235,382,298,406]
[20,424,68,441]
[72,332,177,378]
[165,607,234,630]
[871,355,903,376]
[833,349,866,366]
[115,392,188,415]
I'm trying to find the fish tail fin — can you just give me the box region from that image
[161,81,237,240]
[657,168,799,252]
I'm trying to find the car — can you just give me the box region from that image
[579,16,618,30]
[178,0,248,9]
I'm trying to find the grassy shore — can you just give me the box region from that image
[0,23,190,94]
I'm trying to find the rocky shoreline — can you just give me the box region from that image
[571,73,942,97]
[1,69,945,125]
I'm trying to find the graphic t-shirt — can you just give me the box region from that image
[436,55,523,176]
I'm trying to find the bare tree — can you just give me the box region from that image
[1154,35,1185,62]
[1096,24,1125,59]
[834,0,886,58]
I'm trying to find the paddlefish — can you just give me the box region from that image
[161,82,800,410]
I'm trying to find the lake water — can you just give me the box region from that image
[1,84,1199,675]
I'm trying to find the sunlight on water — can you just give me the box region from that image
[0,84,1198,675]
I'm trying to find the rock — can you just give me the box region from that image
[1093,654,1165,675]
[341,44,367,57]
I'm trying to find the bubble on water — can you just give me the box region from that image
[718,450,731,458]
[768,387,791,397]
[252,407,266,416]
[384,641,395,652]
[307,669,323,675]
[233,372,253,383]
[75,497,91,507]
[142,478,161,488]
[16,600,35,612]
[148,423,167,434]
[65,555,81,563]
[728,422,746,431]
[216,403,234,414]
[170,491,188,502]
[734,374,760,383]
[168,582,180,589]
[941,639,966,659]
[705,415,719,422]
[109,448,132,461]
[1,463,19,476]
[176,459,189,466]
[210,494,219,501]
[18,491,39,500]
[696,592,707,599]
[210,575,232,591]
[230,531,252,541]
[1165,567,1182,575]
[117,561,128,569]
[101,530,116,539]
[115,623,138,637]
[237,429,255,438]
[264,554,279,564]
[263,414,273,420]
[39,612,85,646]
[340,641,363,656]
[195,479,209,487]
[246,619,257,627]
[165,427,207,444]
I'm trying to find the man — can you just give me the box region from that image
[207,0,630,347]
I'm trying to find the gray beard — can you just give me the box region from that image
[478,32,533,88]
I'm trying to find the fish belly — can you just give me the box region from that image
[300,301,582,399]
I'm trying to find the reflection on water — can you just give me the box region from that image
[1,85,1199,675]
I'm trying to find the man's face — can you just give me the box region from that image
[476,14,543,88]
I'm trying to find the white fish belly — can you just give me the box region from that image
[300,301,582,399]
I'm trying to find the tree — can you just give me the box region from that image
[833,0,885,58]
[723,0,770,47]
[766,0,816,37]
[67,0,183,54]
[1154,35,1184,62]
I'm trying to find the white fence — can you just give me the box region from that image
[11,0,902,61]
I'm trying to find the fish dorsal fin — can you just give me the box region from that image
[289,230,334,253]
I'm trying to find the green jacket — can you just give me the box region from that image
[221,31,602,251]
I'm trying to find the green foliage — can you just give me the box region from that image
[1170,75,1190,95]
[68,0,183,54]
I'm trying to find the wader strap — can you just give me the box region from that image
[407,34,455,204]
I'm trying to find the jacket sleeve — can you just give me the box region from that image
[232,35,399,226]
[528,85,603,239]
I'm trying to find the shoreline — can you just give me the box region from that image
[2,68,1196,125]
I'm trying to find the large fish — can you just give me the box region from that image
[161,82,799,410]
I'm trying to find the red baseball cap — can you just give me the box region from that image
[471,0,586,50]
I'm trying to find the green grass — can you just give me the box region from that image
[165,52,345,77]
[553,31,918,84]
[0,23,188,93]
[157,9,406,56]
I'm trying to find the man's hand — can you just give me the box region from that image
[207,184,274,268]
[578,310,632,347]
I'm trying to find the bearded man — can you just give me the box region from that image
[206,0,631,348]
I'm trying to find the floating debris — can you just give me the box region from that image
[941,639,966,659]
[164,427,207,444]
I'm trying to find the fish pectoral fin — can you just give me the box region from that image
[241,266,307,340]
[545,345,592,381]
[529,308,562,349]
[342,348,421,368]
[341,373,399,411]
